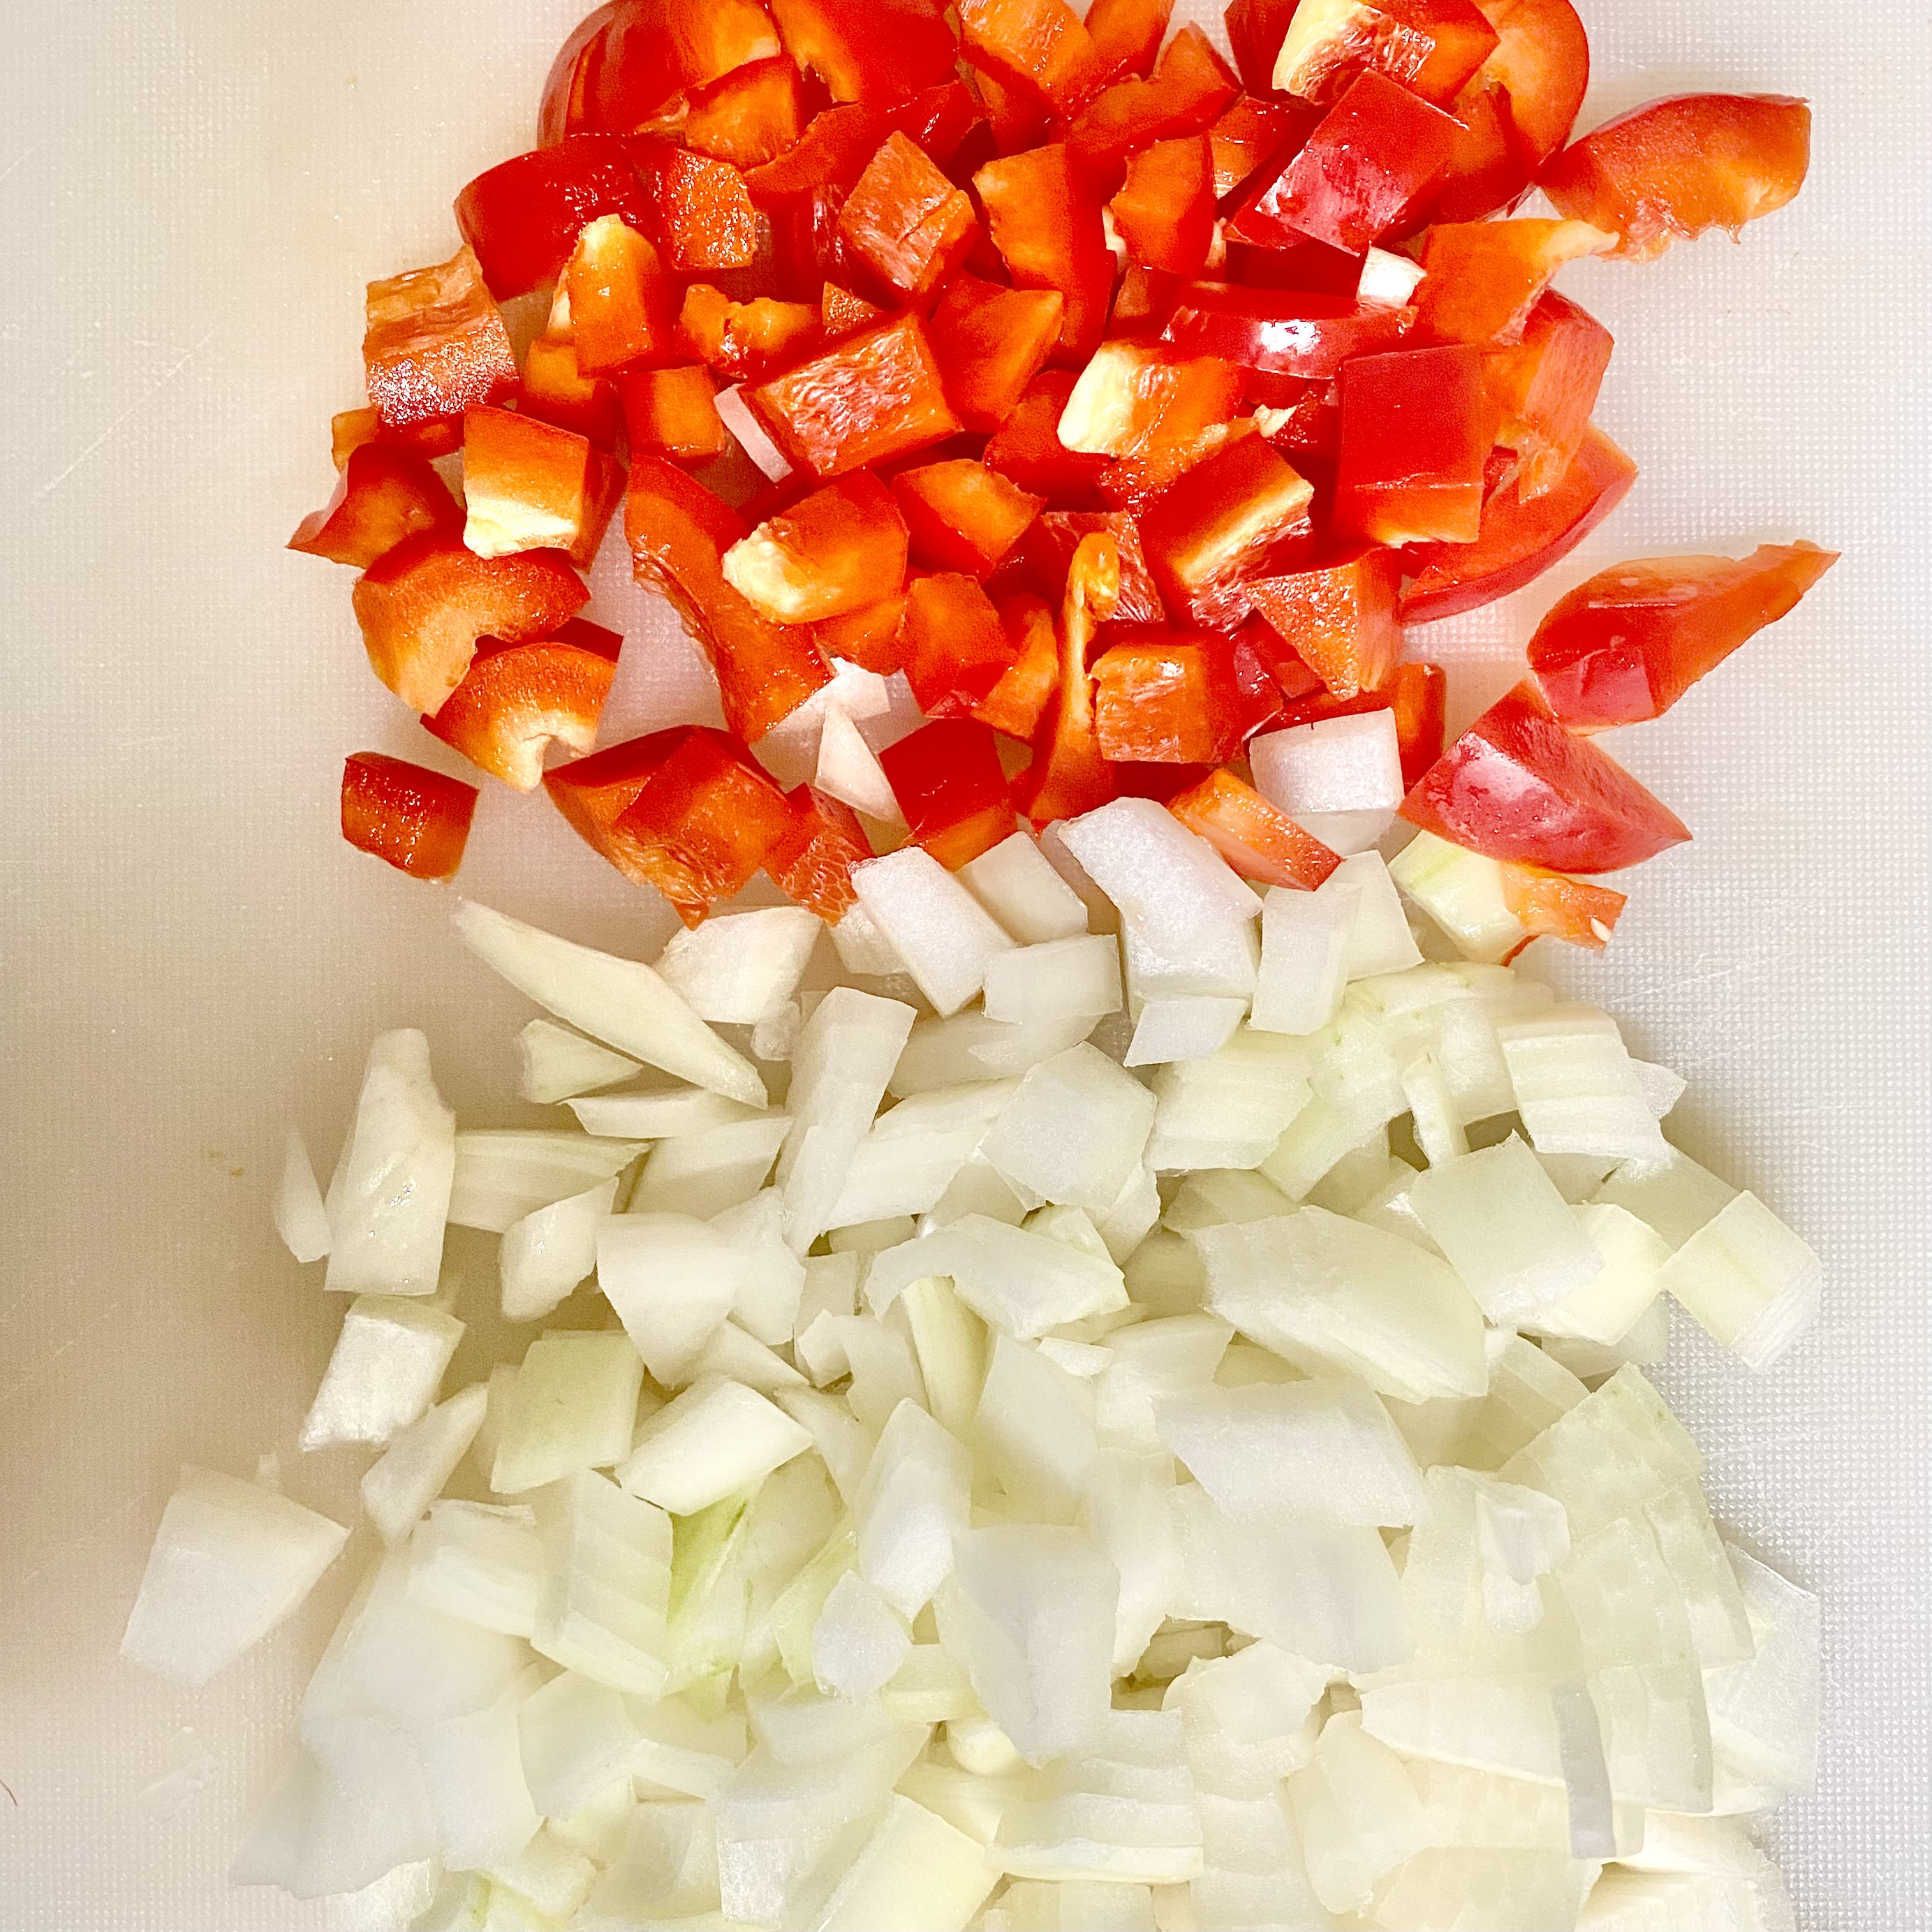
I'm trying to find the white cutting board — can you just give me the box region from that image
[1,1,1926,1926]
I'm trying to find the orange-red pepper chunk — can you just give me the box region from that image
[1068,26,1241,188]
[901,573,1022,717]
[1245,547,1403,700]
[424,626,620,790]
[822,282,887,340]
[1209,94,1315,200]
[330,406,464,470]
[1019,510,1165,627]
[341,753,478,880]
[462,406,625,568]
[892,462,1045,579]
[975,146,1116,366]
[880,718,1017,869]
[1140,432,1315,627]
[1224,0,1301,91]
[1168,767,1341,889]
[563,217,681,376]
[644,56,810,170]
[767,783,875,922]
[974,593,1062,741]
[1273,0,1500,108]
[959,0,1102,114]
[651,149,761,272]
[1499,864,1626,957]
[585,0,783,131]
[984,373,1110,505]
[814,596,908,674]
[363,246,518,430]
[722,473,910,623]
[621,366,731,466]
[769,0,961,107]
[288,443,462,569]
[1019,533,1122,824]
[1484,288,1612,500]
[612,727,799,927]
[1093,633,1242,762]
[1413,218,1613,347]
[544,728,686,885]
[522,333,624,448]
[678,286,824,383]
[1086,0,1174,82]
[353,533,589,716]
[1056,341,1246,466]
[1335,345,1494,547]
[454,135,655,300]
[1110,136,1218,279]
[743,314,961,478]
[927,276,1068,434]
[837,133,982,305]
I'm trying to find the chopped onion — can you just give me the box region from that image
[713,382,792,480]
[487,1330,642,1494]
[274,1126,332,1264]
[448,1128,641,1233]
[1124,994,1248,1067]
[960,832,1091,943]
[982,933,1123,1027]
[1251,883,1356,1036]
[1358,244,1427,307]
[1250,713,1404,856]
[827,1080,1015,1227]
[852,847,1017,1016]
[1658,1190,1822,1369]
[627,1112,790,1219]
[360,1382,488,1544]
[618,1378,813,1515]
[980,1042,1157,1216]
[653,906,824,1026]
[515,1019,640,1105]
[299,1294,464,1451]
[499,1176,616,1321]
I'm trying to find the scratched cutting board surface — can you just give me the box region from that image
[1,1,1929,1926]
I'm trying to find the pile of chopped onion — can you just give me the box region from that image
[128,802,1819,1932]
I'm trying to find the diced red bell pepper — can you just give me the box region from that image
[959,0,1102,115]
[1110,264,1188,341]
[544,728,686,882]
[1168,767,1343,887]
[1402,681,1690,872]
[1056,341,1244,462]
[814,596,908,673]
[1086,0,1175,83]
[721,473,910,621]
[1068,27,1243,189]
[626,454,835,738]
[900,573,1022,716]
[1226,71,1460,253]
[1140,431,1315,626]
[589,0,784,131]
[1244,545,1401,698]
[1540,94,1812,262]
[974,593,1062,739]
[1334,344,1493,546]
[879,717,1017,868]
[1228,616,1321,739]
[423,626,620,790]
[1110,137,1218,279]
[821,281,888,339]
[742,314,961,477]
[1099,419,1251,517]
[836,133,982,304]
[769,0,960,106]
[677,285,824,382]
[767,783,874,920]
[341,753,478,880]
[330,406,465,469]
[1018,510,1167,626]
[973,71,1054,157]
[984,373,1111,504]
[1223,235,1365,297]
[353,533,589,715]
[1399,422,1637,621]
[609,727,797,925]
[744,104,887,297]
[1209,95,1315,200]
[621,365,731,464]
[1163,283,1415,380]
[1483,288,1611,499]
[522,331,624,446]
[364,245,519,430]
[540,3,621,144]
[892,462,1045,578]
[887,79,987,169]
[288,443,462,568]
[637,57,808,169]
[1020,532,1123,823]
[928,276,1068,433]
[1526,543,1838,730]
[1255,385,1342,465]
[1498,862,1625,956]
[1093,632,1242,762]
[1274,656,1447,786]
[563,217,681,374]
[1412,217,1612,346]
[1273,0,1499,108]
[461,406,625,568]
[454,135,654,299]
[974,146,1116,365]
[1224,0,1301,91]
[651,149,760,272]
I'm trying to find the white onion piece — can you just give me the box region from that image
[626,1111,790,1219]
[981,1043,1157,1216]
[976,1332,1100,1521]
[1124,994,1248,1067]
[816,701,904,822]
[1704,1545,1820,1799]
[867,1214,1128,1338]
[515,1018,640,1104]
[709,1187,807,1345]
[596,1212,738,1384]
[531,1472,672,1696]
[1631,1056,1688,1119]
[829,899,909,978]
[619,1378,813,1515]
[566,1085,763,1138]
[488,1330,642,1494]
[499,1175,614,1321]
[653,905,824,1025]
[892,1010,1100,1095]
[1658,1190,1822,1370]
[516,1669,648,1820]
[274,1126,332,1264]
[1250,714,1403,857]
[406,1500,543,1637]
[898,1275,989,1440]
[714,382,792,480]
[1371,1847,1598,1931]
[448,1128,641,1234]
[1251,882,1356,1037]
[961,832,1091,943]
[853,847,1017,1016]
[1388,827,1522,964]
[828,1080,1015,1227]
[1521,1202,1671,1346]
[418,1666,544,1875]
[854,1398,972,1618]
[486,1826,597,1920]
[1285,1713,1430,1915]
[813,1571,913,1702]
[121,1466,348,1686]
[360,1382,488,1545]
[1496,1003,1668,1163]
[982,933,1123,1026]
[1145,1028,1311,1175]
[299,1294,464,1451]
[817,1794,997,1931]
[1326,851,1425,979]
[1593,1146,1739,1249]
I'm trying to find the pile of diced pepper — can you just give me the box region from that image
[295,0,1832,958]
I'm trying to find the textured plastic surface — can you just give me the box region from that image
[0,2,1926,1928]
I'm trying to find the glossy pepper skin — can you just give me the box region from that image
[1163,284,1415,381]
[879,718,1017,869]
[721,473,910,624]
[1401,680,1690,873]
[651,148,760,272]
[612,726,798,926]
[1484,288,1612,499]
[1167,767,1342,888]
[341,753,478,880]
[926,276,1068,434]
[769,0,960,107]
[974,593,1062,740]
[1019,532,1121,823]
[1244,546,1403,699]
[1540,93,1811,261]
[581,0,783,133]
[1068,27,1241,188]
[1272,0,1500,108]
[975,145,1116,366]
[836,133,982,304]
[985,373,1111,504]
[899,574,1022,717]
[454,135,654,299]
[1093,633,1242,762]
[677,286,823,382]
[363,246,519,430]
[1499,862,1625,956]
[621,365,730,465]
[1527,543,1838,729]
[1399,422,1637,621]
[1334,344,1494,547]
[563,217,681,375]
[892,462,1045,579]
[288,444,462,569]
[543,728,686,883]
[424,624,621,790]
[766,783,874,921]
[1109,136,1218,279]
[1086,0,1174,82]
[638,57,809,170]
[460,406,625,568]
[1017,510,1166,626]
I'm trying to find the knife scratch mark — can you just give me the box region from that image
[37,326,216,501]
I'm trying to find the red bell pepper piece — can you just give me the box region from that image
[836,133,982,304]
[1498,862,1625,956]
[1056,341,1244,463]
[637,57,809,169]
[424,624,621,790]
[1017,510,1166,626]
[1139,432,1315,626]
[767,783,875,921]
[353,534,589,715]
[544,728,685,883]
[1086,0,1174,83]
[1273,0,1499,108]
[1110,136,1218,279]
[974,146,1116,365]
[1098,420,1252,518]
[974,71,1054,157]
[892,462,1045,579]
[769,0,960,106]
[885,80,986,169]
[928,276,1068,434]
[1068,27,1242,189]
[621,365,731,465]
[610,727,797,926]
[1399,422,1637,621]
[984,373,1111,505]
[879,718,1017,868]
[651,149,760,272]
[900,574,1021,716]
[1526,543,1838,730]
[744,105,887,298]
[540,3,621,145]
[454,136,654,300]
[1412,217,1612,346]
[959,0,1102,115]
[363,246,519,431]
[1483,288,1612,499]
[821,282,887,340]
[330,406,464,469]
[975,593,1062,741]
[814,596,908,674]
[1226,71,1460,253]
[341,753,478,880]
[677,286,823,383]
[1541,94,1812,262]
[1019,533,1123,823]
[589,0,784,131]
[1163,283,1415,380]
[563,217,681,375]
[461,406,624,568]
[1168,767,1343,887]
[1244,545,1402,698]
[1224,0,1299,91]
[1093,632,1242,762]
[1403,681,1690,873]
[288,443,462,569]
[743,314,961,478]
[1275,656,1447,787]
[1335,344,1493,546]
[721,473,910,622]
[1209,95,1315,200]
[521,330,624,448]
[626,455,835,739]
